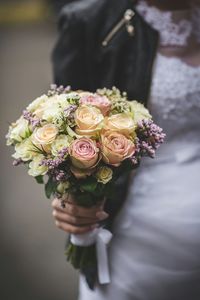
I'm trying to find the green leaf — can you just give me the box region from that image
[80,178,98,193]
[75,193,94,207]
[45,177,56,199]
[92,183,105,197]
[67,126,81,138]
[35,175,44,184]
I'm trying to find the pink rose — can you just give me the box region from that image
[69,137,99,170]
[79,93,111,116]
[100,132,135,166]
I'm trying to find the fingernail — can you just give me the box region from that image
[96,211,109,220]
[55,221,60,227]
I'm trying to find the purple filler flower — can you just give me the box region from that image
[13,158,23,166]
[47,84,71,96]
[55,170,69,182]
[135,119,166,158]
[40,147,68,170]
[64,105,77,125]
[23,110,40,128]
[64,105,77,117]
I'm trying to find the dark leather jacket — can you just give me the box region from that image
[52,0,158,228]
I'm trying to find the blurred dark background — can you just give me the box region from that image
[0,0,78,299]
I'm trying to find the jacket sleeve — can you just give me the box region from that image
[52,3,90,90]
[104,172,131,230]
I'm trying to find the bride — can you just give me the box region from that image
[51,0,200,299]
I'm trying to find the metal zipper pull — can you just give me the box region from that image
[102,9,135,47]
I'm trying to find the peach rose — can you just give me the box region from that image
[69,137,99,170]
[79,92,111,116]
[32,124,58,153]
[74,105,104,136]
[104,113,135,137]
[100,132,135,166]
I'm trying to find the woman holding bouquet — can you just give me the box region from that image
[52,0,200,299]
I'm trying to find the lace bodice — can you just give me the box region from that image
[149,54,200,145]
[135,0,200,46]
[134,1,200,148]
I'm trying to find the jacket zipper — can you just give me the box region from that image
[102,9,135,47]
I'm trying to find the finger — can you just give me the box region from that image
[55,221,96,234]
[52,199,80,216]
[52,198,107,219]
[67,203,108,219]
[52,210,99,225]
[64,194,106,209]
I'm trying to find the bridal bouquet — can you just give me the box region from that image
[6,85,165,289]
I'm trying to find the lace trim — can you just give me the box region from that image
[135,0,193,47]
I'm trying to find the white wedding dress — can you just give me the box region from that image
[79,2,200,299]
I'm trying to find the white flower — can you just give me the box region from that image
[129,101,152,123]
[51,134,72,156]
[42,102,62,123]
[12,138,36,162]
[6,117,31,145]
[65,92,80,101]
[53,94,71,109]
[28,154,48,177]
[96,166,113,184]
[48,94,74,110]
[26,94,48,113]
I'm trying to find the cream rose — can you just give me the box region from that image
[28,154,48,177]
[104,113,135,137]
[101,132,135,166]
[51,134,72,156]
[74,105,104,136]
[32,124,58,153]
[129,101,152,123]
[79,93,111,116]
[6,117,31,145]
[96,166,113,184]
[12,138,36,162]
[69,137,99,169]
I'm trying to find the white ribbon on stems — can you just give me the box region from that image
[70,227,113,284]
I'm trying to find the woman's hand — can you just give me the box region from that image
[51,196,109,234]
